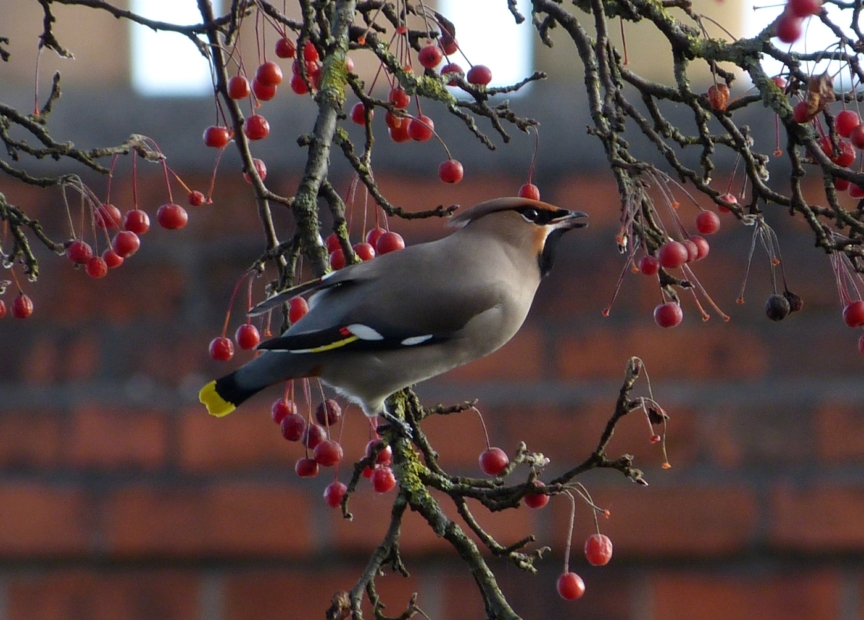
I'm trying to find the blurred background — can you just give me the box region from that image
[1,1,863,619]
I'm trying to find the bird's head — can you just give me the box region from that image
[448,197,588,277]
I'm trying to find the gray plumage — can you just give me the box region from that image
[199,197,587,419]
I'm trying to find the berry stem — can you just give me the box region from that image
[562,491,577,574]
[470,406,493,451]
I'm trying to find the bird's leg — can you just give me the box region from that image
[379,404,413,439]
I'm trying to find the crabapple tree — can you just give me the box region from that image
[1,0,863,618]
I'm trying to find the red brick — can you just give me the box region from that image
[103,483,313,557]
[438,326,546,383]
[816,401,864,462]
[0,483,90,556]
[66,405,167,469]
[549,485,758,557]
[7,570,200,620]
[0,411,60,467]
[770,484,864,551]
[552,176,632,228]
[19,334,59,384]
[556,325,768,381]
[650,570,840,620]
[224,567,420,620]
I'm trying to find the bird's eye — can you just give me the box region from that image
[520,208,540,222]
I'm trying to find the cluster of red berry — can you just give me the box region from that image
[556,533,614,601]
[776,0,823,44]
[635,209,721,328]
[270,393,396,505]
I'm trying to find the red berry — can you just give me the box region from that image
[301,423,327,449]
[324,481,347,508]
[235,324,260,350]
[256,61,283,87]
[388,87,410,109]
[350,102,372,125]
[837,110,861,138]
[362,466,374,479]
[112,231,140,258]
[315,399,342,426]
[407,115,434,141]
[657,241,689,269]
[366,227,386,248]
[385,111,404,129]
[244,158,267,183]
[639,255,660,275]
[418,44,443,69]
[695,211,721,235]
[252,78,277,101]
[850,183,864,199]
[290,73,309,95]
[438,159,464,184]
[329,249,346,270]
[280,413,306,441]
[776,13,803,44]
[272,398,298,424]
[66,240,93,264]
[244,114,270,140]
[11,294,33,319]
[835,140,856,167]
[295,457,319,478]
[353,242,376,261]
[792,100,810,124]
[203,126,232,148]
[0,300,5,318]
[123,210,150,235]
[788,0,821,17]
[95,203,122,229]
[85,256,108,279]
[556,572,585,601]
[288,296,309,323]
[366,439,392,466]
[479,447,509,476]
[325,232,342,253]
[313,439,344,467]
[303,41,319,62]
[376,231,405,254]
[228,75,250,99]
[275,38,296,59]
[389,122,411,143]
[518,183,540,200]
[707,83,730,112]
[209,336,234,361]
[850,125,864,150]
[691,236,710,260]
[102,249,124,269]
[372,466,397,493]
[440,34,458,55]
[157,203,188,230]
[188,191,206,207]
[654,302,683,328]
[467,65,493,86]
[718,192,738,212]
[584,533,613,566]
[682,239,699,263]
[523,481,549,509]
[440,62,464,86]
[843,300,864,327]
[836,177,851,191]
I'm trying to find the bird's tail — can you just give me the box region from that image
[199,351,317,417]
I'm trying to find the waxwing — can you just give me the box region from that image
[199,197,587,421]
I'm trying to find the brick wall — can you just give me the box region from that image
[1,168,863,620]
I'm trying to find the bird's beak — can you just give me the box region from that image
[551,210,589,230]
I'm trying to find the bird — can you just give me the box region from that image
[199,196,587,426]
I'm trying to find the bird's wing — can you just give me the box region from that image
[247,270,353,317]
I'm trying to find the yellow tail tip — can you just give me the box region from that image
[199,380,236,417]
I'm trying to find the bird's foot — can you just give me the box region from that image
[379,409,413,439]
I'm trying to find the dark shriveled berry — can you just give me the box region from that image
[784,290,803,313]
[765,294,791,321]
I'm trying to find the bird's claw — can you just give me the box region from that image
[380,410,413,439]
